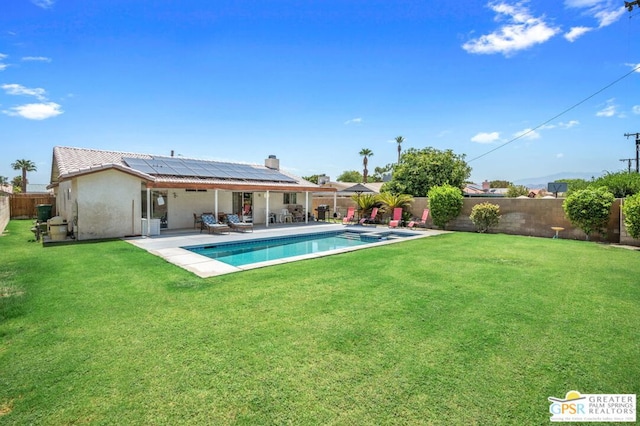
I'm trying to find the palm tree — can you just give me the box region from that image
[11,159,37,193]
[377,192,414,222]
[359,148,373,183]
[395,136,404,164]
[0,176,8,186]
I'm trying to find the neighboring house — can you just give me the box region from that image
[49,146,328,240]
[26,184,52,194]
[463,181,509,197]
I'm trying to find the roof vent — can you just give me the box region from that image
[265,155,280,170]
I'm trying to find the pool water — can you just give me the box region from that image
[184,230,408,267]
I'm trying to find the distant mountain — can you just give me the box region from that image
[514,172,602,189]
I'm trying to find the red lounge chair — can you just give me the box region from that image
[388,208,403,228]
[408,209,429,228]
[359,207,379,225]
[342,207,355,224]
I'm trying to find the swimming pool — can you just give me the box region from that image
[183,230,416,267]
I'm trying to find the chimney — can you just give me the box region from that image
[318,174,330,185]
[482,180,490,191]
[265,155,279,170]
[171,150,174,157]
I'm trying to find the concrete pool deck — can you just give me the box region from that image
[125,222,448,277]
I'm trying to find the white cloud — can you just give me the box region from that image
[564,26,592,42]
[344,117,362,125]
[632,105,640,115]
[558,120,579,128]
[22,56,52,62]
[628,63,640,73]
[2,83,48,101]
[31,0,55,8]
[596,99,617,117]
[556,153,564,158]
[564,0,625,29]
[593,7,625,27]
[462,2,560,56]
[3,102,63,120]
[513,128,540,140]
[0,53,7,71]
[471,132,501,143]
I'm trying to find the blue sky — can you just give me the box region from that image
[2,0,639,187]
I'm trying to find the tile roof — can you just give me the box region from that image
[51,146,324,191]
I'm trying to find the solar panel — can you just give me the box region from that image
[123,156,296,182]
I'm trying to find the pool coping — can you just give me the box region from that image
[125,223,447,277]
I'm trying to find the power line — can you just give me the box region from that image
[468,64,640,163]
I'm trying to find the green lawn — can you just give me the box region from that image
[1,220,639,424]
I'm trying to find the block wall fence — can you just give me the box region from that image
[312,197,638,246]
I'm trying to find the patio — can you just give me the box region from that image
[125,221,446,277]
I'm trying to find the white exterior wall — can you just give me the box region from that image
[76,170,142,240]
[55,180,74,225]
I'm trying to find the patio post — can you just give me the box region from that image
[265,190,270,228]
[305,191,309,223]
[146,187,151,237]
[214,189,219,218]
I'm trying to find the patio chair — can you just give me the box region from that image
[359,207,379,225]
[407,209,429,229]
[342,206,355,224]
[193,213,203,229]
[226,214,253,233]
[388,208,403,228]
[200,214,231,234]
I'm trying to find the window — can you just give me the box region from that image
[283,193,297,204]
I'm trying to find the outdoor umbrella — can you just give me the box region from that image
[341,183,374,220]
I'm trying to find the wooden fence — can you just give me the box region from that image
[10,193,56,219]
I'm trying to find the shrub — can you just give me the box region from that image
[622,193,640,239]
[505,185,529,198]
[470,202,501,233]
[563,187,614,240]
[428,184,463,229]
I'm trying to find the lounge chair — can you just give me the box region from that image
[342,206,355,224]
[407,209,429,229]
[388,208,403,228]
[359,207,379,225]
[226,214,253,232]
[200,214,230,234]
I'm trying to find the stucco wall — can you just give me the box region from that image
[312,196,623,242]
[0,192,9,234]
[75,170,143,240]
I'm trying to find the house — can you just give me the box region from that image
[463,181,509,197]
[48,146,329,240]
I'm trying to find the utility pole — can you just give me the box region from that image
[620,158,635,172]
[624,133,640,173]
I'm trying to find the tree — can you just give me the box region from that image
[0,176,8,186]
[395,136,404,164]
[359,148,373,183]
[590,171,640,198]
[505,185,529,197]
[470,202,501,233]
[11,159,37,193]
[11,176,23,193]
[489,180,512,188]
[376,192,414,217]
[372,164,393,182]
[622,193,640,239]
[563,187,614,240]
[302,174,320,184]
[428,184,463,229]
[336,170,362,183]
[383,147,471,197]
